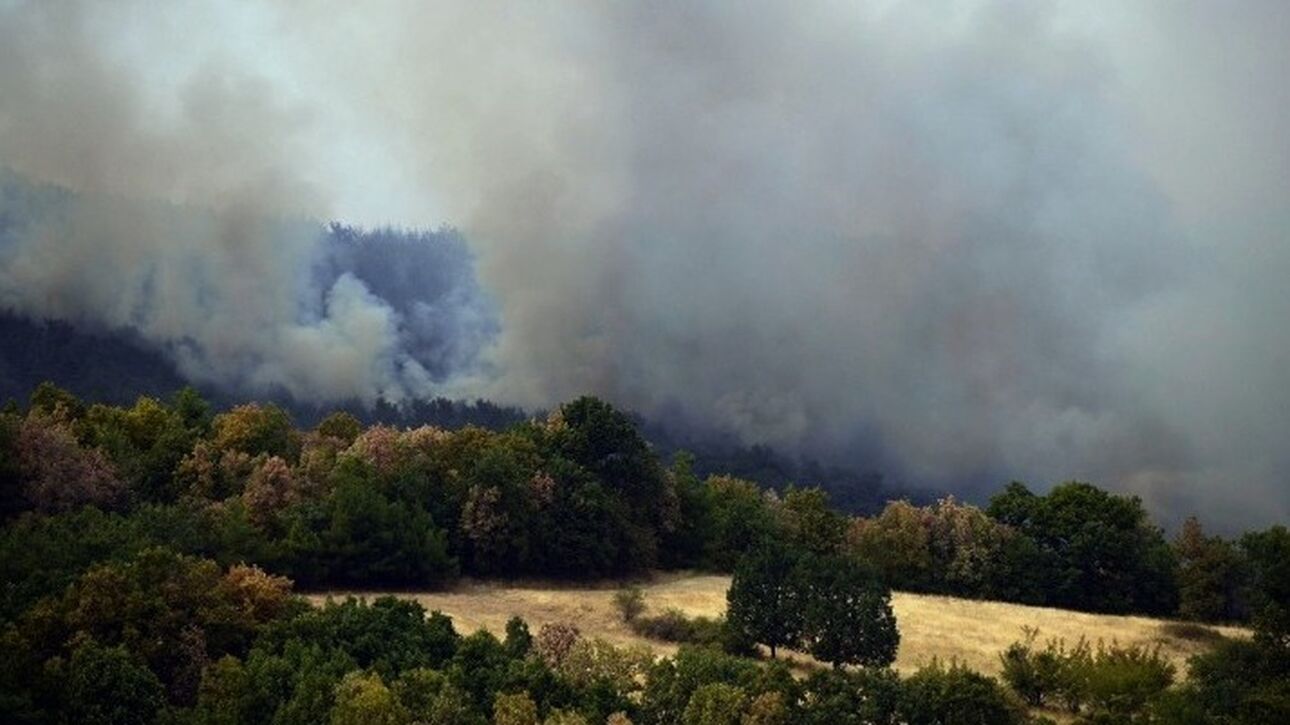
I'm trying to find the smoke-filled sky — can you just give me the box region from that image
[1,1,1288,529]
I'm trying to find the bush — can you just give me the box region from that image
[997,627,1070,708]
[1158,621,1226,645]
[1080,642,1175,717]
[62,640,166,725]
[536,623,581,668]
[493,692,539,725]
[683,683,747,725]
[505,616,534,658]
[999,629,1175,719]
[628,608,753,656]
[613,586,646,623]
[899,659,1026,725]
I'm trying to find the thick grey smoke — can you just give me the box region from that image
[1,1,1287,528]
[0,2,495,403]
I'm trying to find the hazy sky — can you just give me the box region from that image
[1,1,1287,529]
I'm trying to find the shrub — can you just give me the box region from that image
[330,671,410,725]
[557,638,653,694]
[1159,621,1226,645]
[505,616,534,658]
[1080,641,1175,717]
[998,627,1067,708]
[493,692,539,725]
[899,659,1026,725]
[613,586,646,623]
[797,668,905,725]
[999,629,1175,719]
[683,682,748,725]
[62,639,166,725]
[536,623,581,668]
[628,608,752,656]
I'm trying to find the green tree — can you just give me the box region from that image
[800,555,899,669]
[29,381,85,420]
[613,586,646,623]
[1174,516,1248,622]
[1241,525,1290,644]
[779,486,846,556]
[988,481,1179,614]
[682,683,747,725]
[492,691,539,725]
[505,616,534,659]
[797,668,904,725]
[641,646,759,724]
[702,476,779,571]
[61,640,165,725]
[899,660,1025,725]
[316,411,363,445]
[212,403,299,461]
[726,544,804,658]
[330,671,410,725]
[550,397,665,522]
[393,668,483,725]
[290,462,457,587]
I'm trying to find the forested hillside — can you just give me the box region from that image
[2,384,1288,723]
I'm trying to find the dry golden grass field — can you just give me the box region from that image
[308,572,1245,676]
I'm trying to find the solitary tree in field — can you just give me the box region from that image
[726,543,804,658]
[800,555,899,669]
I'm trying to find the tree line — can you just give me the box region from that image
[1,383,1288,723]
[1,382,1285,624]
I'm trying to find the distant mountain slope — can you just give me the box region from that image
[0,311,190,406]
[0,310,912,513]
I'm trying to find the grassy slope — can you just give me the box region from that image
[307,572,1245,676]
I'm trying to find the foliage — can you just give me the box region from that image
[899,659,1025,725]
[1000,628,1175,720]
[777,486,846,557]
[1174,516,1248,622]
[211,404,299,462]
[255,597,459,679]
[557,638,653,695]
[639,646,761,724]
[799,555,898,669]
[393,667,482,725]
[504,616,534,659]
[535,622,581,668]
[492,692,539,725]
[1240,524,1290,644]
[998,627,1068,708]
[330,671,409,725]
[725,543,804,658]
[629,608,739,653]
[1163,634,1290,724]
[15,410,125,513]
[701,476,780,571]
[315,411,363,445]
[682,682,747,725]
[796,668,904,725]
[61,639,166,725]
[988,482,1179,614]
[613,586,646,623]
[2,385,1285,724]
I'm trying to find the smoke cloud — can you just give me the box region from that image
[1,1,1287,528]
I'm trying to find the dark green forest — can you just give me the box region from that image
[1,384,1287,723]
